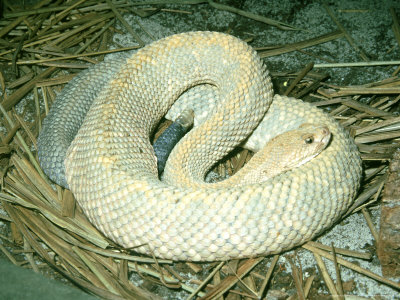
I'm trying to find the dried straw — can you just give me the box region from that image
[0,1,399,299]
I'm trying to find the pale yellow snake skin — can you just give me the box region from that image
[39,32,362,261]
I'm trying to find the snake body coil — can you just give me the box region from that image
[38,32,362,261]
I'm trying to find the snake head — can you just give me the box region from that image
[236,123,332,184]
[292,123,331,166]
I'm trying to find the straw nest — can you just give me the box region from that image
[0,1,399,299]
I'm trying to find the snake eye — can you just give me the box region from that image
[305,136,314,144]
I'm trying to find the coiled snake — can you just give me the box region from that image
[38,32,362,261]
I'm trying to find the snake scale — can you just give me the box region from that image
[38,32,362,261]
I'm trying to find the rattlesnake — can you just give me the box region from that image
[38,31,362,261]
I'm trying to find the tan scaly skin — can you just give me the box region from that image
[38,32,362,261]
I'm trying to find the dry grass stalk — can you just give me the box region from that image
[6,71,34,89]
[331,244,345,300]
[312,251,340,298]
[199,258,263,300]
[258,30,344,58]
[353,179,385,213]
[0,242,19,265]
[361,208,379,241]
[355,131,400,144]
[288,256,306,300]
[344,174,387,217]
[35,74,77,87]
[303,275,316,298]
[15,46,141,65]
[258,254,279,298]
[187,261,224,300]
[284,62,314,96]
[315,60,400,68]
[1,67,56,111]
[306,241,371,260]
[333,87,400,97]
[303,244,400,290]
[355,115,400,135]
